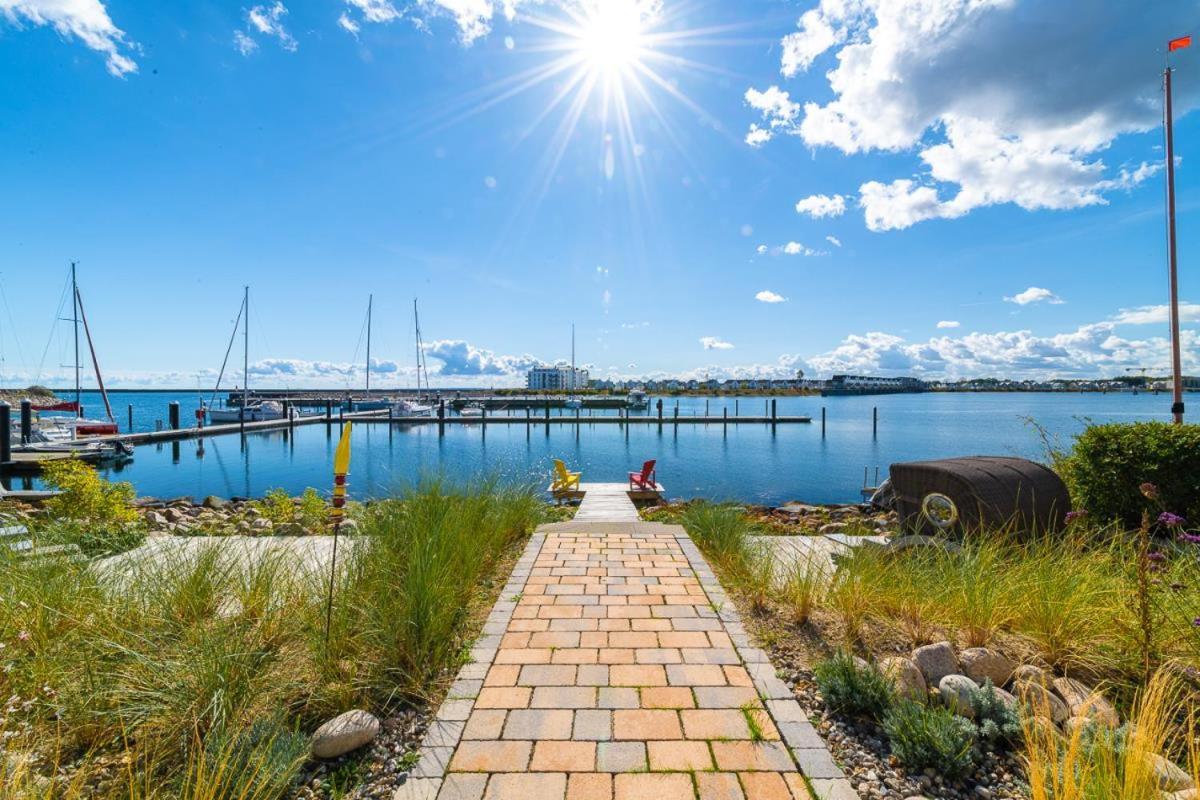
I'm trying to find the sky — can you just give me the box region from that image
[1,0,1198,390]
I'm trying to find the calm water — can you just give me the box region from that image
[9,391,1175,505]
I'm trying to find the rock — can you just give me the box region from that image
[1014,680,1070,725]
[311,710,380,759]
[163,508,185,523]
[1011,664,1052,689]
[276,522,307,536]
[202,495,227,510]
[251,518,273,531]
[938,674,980,719]
[912,641,959,686]
[1168,791,1200,800]
[992,687,1019,712]
[819,522,848,534]
[959,648,1014,688]
[1051,677,1119,728]
[338,518,359,533]
[1149,754,1195,792]
[880,656,928,701]
[144,511,167,526]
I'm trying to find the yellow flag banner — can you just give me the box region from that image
[330,422,352,525]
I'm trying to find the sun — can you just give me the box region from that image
[572,1,649,75]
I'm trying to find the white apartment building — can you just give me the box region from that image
[527,366,589,391]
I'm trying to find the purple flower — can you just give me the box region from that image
[1065,510,1088,523]
[1140,482,1160,501]
[1179,532,1200,544]
[1159,512,1187,528]
[1193,617,1200,628]
[1147,551,1166,562]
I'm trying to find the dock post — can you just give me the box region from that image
[735,398,739,416]
[723,407,727,432]
[0,403,10,465]
[673,406,678,433]
[325,400,332,422]
[169,401,180,430]
[19,399,31,445]
[821,407,826,437]
[128,404,134,432]
[772,399,777,421]
[873,406,878,438]
[482,406,488,427]
[705,398,709,417]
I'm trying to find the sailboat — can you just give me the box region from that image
[564,324,583,410]
[205,287,286,424]
[351,294,391,412]
[21,263,133,461]
[391,299,434,417]
[34,263,122,439]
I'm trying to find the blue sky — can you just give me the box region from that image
[1,0,1197,389]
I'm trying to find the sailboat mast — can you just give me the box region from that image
[413,298,422,397]
[74,285,115,423]
[365,294,373,397]
[71,261,80,416]
[571,323,576,391]
[243,286,249,419]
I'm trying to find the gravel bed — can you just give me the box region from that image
[767,643,1029,800]
[294,706,431,799]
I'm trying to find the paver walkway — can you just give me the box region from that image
[394,489,855,800]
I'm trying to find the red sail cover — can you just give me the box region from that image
[1169,35,1192,51]
[33,401,80,412]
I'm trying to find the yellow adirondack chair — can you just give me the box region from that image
[552,459,581,492]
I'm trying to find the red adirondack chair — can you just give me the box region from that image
[628,459,657,491]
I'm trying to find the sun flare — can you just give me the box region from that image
[573,1,649,74]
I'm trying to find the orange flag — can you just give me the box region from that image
[1169,35,1192,52]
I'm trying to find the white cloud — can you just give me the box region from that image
[237,1,297,53]
[337,12,360,34]
[755,290,787,304]
[795,193,846,219]
[936,320,960,329]
[1,0,137,76]
[755,244,769,255]
[744,86,800,148]
[424,338,542,376]
[807,321,1200,380]
[1111,302,1200,326]
[1005,286,1064,306]
[825,235,841,247]
[700,336,734,351]
[750,0,1193,230]
[760,241,827,257]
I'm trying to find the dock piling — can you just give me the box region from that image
[19,399,31,445]
[873,406,878,438]
[169,402,180,431]
[0,403,10,465]
[325,400,333,422]
[128,404,134,432]
[771,399,777,421]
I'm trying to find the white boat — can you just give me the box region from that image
[458,402,484,418]
[206,400,286,423]
[392,399,433,417]
[626,388,650,410]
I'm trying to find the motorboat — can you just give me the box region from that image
[391,399,434,417]
[625,388,650,410]
[564,397,583,410]
[458,402,485,418]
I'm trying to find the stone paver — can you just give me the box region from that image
[392,517,855,800]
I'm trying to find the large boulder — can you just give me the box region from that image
[1150,754,1196,792]
[1051,677,1119,729]
[202,495,228,510]
[938,674,980,719]
[879,656,927,702]
[311,710,380,759]
[959,648,1014,688]
[1012,664,1052,689]
[912,641,959,687]
[1014,681,1070,725]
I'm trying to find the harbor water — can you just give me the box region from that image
[7,391,1174,505]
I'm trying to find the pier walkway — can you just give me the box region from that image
[394,496,856,799]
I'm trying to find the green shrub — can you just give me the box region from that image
[256,488,296,525]
[812,651,893,718]
[297,487,327,530]
[41,458,139,527]
[883,699,977,779]
[1059,422,1200,526]
[969,678,1022,747]
[39,518,145,557]
[679,503,753,569]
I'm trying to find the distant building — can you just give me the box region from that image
[527,366,589,391]
[822,375,926,396]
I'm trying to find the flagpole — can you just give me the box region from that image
[1164,66,1186,424]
